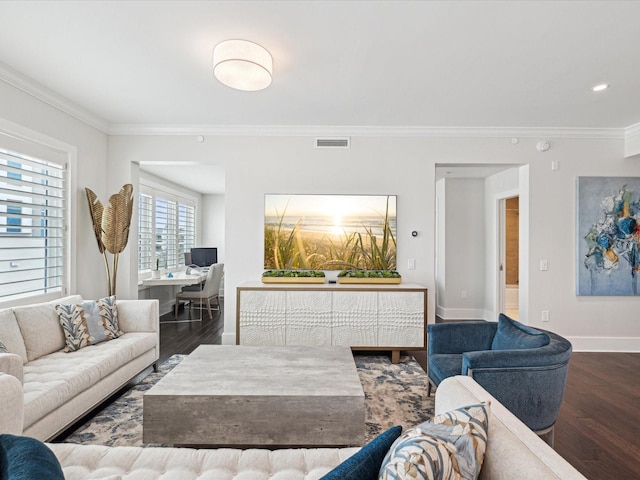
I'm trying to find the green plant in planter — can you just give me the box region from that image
[262,269,326,278]
[337,269,401,278]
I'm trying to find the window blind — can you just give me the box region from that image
[155,198,177,270]
[0,150,66,301]
[138,193,153,271]
[178,203,195,265]
[138,188,196,273]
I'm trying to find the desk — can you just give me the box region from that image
[142,272,207,287]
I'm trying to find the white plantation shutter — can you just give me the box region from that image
[138,193,153,271]
[0,149,66,302]
[155,198,177,269]
[178,203,195,265]
[138,184,196,273]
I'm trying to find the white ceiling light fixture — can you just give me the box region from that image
[592,83,609,92]
[213,39,273,91]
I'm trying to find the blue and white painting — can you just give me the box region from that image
[577,177,640,296]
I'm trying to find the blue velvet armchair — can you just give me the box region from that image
[427,314,572,444]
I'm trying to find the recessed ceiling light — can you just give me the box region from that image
[592,84,609,92]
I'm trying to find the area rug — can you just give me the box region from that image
[58,354,434,447]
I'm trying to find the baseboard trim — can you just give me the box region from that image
[436,306,487,321]
[567,336,640,352]
[221,332,236,345]
[158,300,175,316]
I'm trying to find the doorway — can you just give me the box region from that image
[499,196,519,319]
[435,164,526,323]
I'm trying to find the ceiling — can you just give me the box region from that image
[0,1,639,193]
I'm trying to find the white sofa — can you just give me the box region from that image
[0,371,586,479]
[0,295,159,441]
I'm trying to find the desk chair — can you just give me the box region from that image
[174,263,224,320]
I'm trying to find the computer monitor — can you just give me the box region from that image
[190,247,218,267]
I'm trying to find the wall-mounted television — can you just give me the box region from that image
[190,247,218,267]
[264,194,396,270]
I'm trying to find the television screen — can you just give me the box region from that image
[264,194,396,270]
[191,247,218,267]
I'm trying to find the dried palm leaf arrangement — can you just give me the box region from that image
[85,184,134,296]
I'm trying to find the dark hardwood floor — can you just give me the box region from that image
[554,352,640,480]
[159,299,225,363]
[159,307,639,479]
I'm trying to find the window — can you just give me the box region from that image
[138,193,153,272]
[0,149,66,302]
[138,184,196,274]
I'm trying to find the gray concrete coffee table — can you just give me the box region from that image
[143,345,365,447]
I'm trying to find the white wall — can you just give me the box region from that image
[200,193,226,300]
[435,179,445,313]
[5,77,638,351]
[437,178,486,319]
[201,194,225,263]
[108,134,640,352]
[0,81,109,302]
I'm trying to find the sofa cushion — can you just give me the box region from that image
[13,304,66,363]
[55,296,123,353]
[49,443,361,480]
[22,332,157,429]
[0,434,64,480]
[0,309,28,363]
[0,339,6,353]
[428,353,463,386]
[491,314,549,351]
[379,403,490,480]
[320,426,402,480]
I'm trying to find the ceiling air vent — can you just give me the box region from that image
[315,137,350,149]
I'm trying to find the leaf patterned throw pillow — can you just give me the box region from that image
[56,296,123,352]
[379,402,490,480]
[55,303,94,352]
[97,295,123,340]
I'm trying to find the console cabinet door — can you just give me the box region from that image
[239,290,286,345]
[332,291,377,346]
[377,292,424,347]
[286,291,332,346]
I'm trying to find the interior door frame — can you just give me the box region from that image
[495,190,519,317]
[497,197,506,315]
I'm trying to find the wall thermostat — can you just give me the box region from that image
[411,231,418,237]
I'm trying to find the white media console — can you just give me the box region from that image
[236,282,427,363]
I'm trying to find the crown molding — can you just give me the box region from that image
[0,61,110,134]
[0,60,635,140]
[624,122,640,157]
[108,123,626,139]
[625,122,640,138]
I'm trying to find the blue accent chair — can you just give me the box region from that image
[427,314,572,445]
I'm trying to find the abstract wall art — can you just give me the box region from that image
[577,177,640,296]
